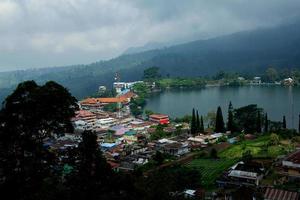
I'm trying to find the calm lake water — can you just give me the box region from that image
[145,86,300,129]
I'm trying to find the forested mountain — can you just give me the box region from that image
[1,21,300,102]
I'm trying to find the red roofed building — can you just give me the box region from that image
[119,91,137,101]
[80,97,129,109]
[149,114,170,125]
[73,110,97,123]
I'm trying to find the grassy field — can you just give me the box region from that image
[185,135,296,189]
[185,158,237,187]
[219,135,294,159]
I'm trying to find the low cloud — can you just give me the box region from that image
[0,0,300,70]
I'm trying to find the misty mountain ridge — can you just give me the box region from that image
[122,41,170,55]
[1,21,300,102]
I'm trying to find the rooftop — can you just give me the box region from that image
[264,188,299,200]
[75,110,96,118]
[80,97,128,104]
[119,91,137,99]
[285,150,300,164]
[149,114,169,119]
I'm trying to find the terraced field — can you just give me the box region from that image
[185,158,237,187]
[219,135,293,159]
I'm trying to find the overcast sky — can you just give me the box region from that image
[0,0,300,71]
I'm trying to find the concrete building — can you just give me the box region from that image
[149,114,170,125]
[217,161,265,187]
[277,150,300,181]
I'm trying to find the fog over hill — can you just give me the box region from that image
[1,21,300,102]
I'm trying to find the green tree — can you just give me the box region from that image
[234,104,263,133]
[200,116,204,133]
[264,113,269,133]
[283,115,287,129]
[191,108,196,135]
[269,133,280,145]
[0,80,78,199]
[299,114,300,133]
[196,110,200,133]
[143,67,161,80]
[67,130,114,199]
[130,97,145,117]
[214,70,225,80]
[145,109,154,118]
[205,111,216,128]
[215,106,225,133]
[266,67,278,82]
[227,101,235,132]
[256,111,262,133]
[137,166,201,200]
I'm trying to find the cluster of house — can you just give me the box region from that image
[64,87,194,171]
[248,76,295,86]
[43,79,300,199]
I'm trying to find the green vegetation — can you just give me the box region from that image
[132,82,151,98]
[150,124,169,140]
[227,101,235,132]
[2,22,300,104]
[186,158,237,187]
[89,88,117,98]
[0,81,203,200]
[219,135,294,159]
[143,66,161,80]
[215,106,225,133]
[103,102,118,112]
[191,108,196,135]
[129,95,147,117]
[157,78,206,89]
[173,115,192,123]
[234,104,263,133]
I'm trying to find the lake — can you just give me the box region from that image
[145,86,300,129]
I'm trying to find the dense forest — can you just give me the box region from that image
[1,21,300,102]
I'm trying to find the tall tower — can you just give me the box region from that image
[117,97,122,119]
[114,72,122,119]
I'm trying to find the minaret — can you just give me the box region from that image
[114,72,122,119]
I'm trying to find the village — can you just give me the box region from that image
[41,78,300,200]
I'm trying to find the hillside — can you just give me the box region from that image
[1,21,300,102]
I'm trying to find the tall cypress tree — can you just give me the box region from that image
[200,116,204,133]
[215,106,225,133]
[196,110,200,133]
[191,108,196,135]
[227,101,234,132]
[264,113,269,133]
[298,114,300,133]
[283,115,286,129]
[256,111,262,133]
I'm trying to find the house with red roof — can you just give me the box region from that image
[149,114,170,125]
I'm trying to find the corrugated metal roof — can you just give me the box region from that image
[264,188,299,200]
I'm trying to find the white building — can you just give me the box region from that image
[95,117,117,129]
[283,78,294,86]
[251,77,262,85]
[113,81,143,94]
